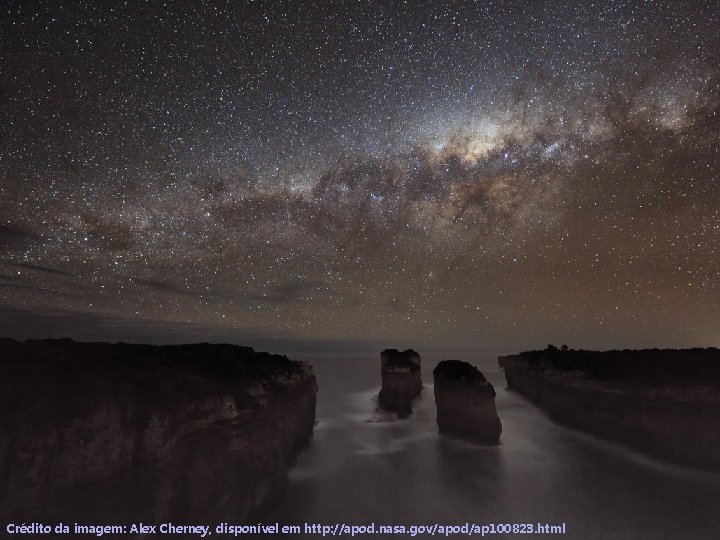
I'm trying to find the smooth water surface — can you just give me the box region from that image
[272,357,720,538]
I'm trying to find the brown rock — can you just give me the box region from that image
[0,338,317,522]
[378,348,422,416]
[499,346,720,469]
[433,360,502,443]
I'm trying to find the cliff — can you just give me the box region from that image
[378,349,422,416]
[499,347,720,469]
[433,360,502,443]
[0,338,317,522]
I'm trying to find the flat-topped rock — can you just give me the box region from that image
[433,360,502,443]
[0,338,317,522]
[378,348,422,416]
[500,346,720,469]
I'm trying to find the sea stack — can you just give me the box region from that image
[378,348,423,415]
[433,360,502,443]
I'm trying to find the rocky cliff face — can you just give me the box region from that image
[0,338,317,522]
[378,349,422,416]
[433,360,502,443]
[500,348,720,469]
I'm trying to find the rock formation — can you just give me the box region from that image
[0,338,317,522]
[500,346,720,469]
[378,348,422,415]
[433,360,502,443]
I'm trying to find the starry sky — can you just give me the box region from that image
[1,1,719,357]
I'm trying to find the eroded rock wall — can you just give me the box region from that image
[0,339,317,522]
[500,351,720,469]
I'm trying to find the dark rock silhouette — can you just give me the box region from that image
[378,348,422,415]
[0,338,317,522]
[500,346,720,469]
[433,360,502,443]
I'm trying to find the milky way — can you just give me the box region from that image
[1,1,719,355]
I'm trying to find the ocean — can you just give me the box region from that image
[271,357,720,539]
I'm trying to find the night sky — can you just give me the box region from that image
[1,1,718,357]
